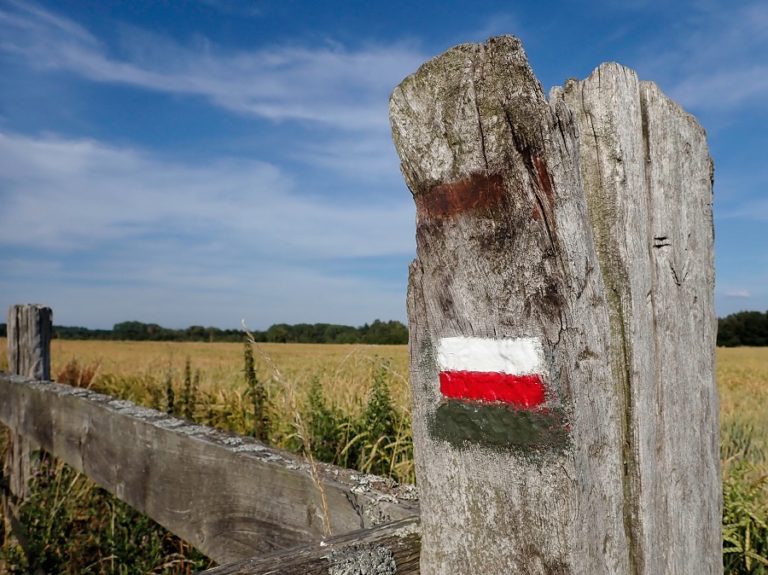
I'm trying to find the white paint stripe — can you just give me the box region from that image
[437,336,544,375]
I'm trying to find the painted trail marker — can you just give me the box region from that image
[434,337,568,451]
[390,36,720,574]
[437,336,546,406]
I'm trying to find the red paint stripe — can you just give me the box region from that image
[439,371,545,408]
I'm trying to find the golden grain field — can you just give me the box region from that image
[2,338,765,435]
[2,338,764,450]
[1,340,766,572]
[41,338,409,415]
[718,347,768,459]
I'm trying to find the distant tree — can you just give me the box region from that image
[113,321,146,341]
[186,325,207,341]
[265,324,290,343]
[717,311,768,346]
[362,320,408,345]
[30,319,408,344]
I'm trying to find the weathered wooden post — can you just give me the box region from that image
[2,304,51,558]
[7,304,52,381]
[389,36,720,574]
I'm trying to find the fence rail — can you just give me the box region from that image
[200,517,420,575]
[0,374,419,565]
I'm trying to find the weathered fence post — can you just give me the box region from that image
[2,304,51,558]
[7,304,52,381]
[389,36,720,574]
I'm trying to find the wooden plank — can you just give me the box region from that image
[0,374,419,565]
[555,64,720,574]
[389,36,719,574]
[200,517,420,575]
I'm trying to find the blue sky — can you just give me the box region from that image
[0,0,765,329]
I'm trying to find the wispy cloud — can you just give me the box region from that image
[0,2,422,327]
[717,198,768,222]
[461,12,520,44]
[0,259,408,329]
[635,1,768,112]
[0,131,414,257]
[0,129,413,327]
[195,0,264,19]
[724,289,751,299]
[0,1,425,132]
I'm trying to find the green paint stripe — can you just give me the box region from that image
[430,401,570,452]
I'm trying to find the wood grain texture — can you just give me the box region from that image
[390,36,719,574]
[7,304,52,381]
[0,375,419,565]
[556,64,720,574]
[390,36,629,574]
[4,304,49,500]
[3,304,49,569]
[200,517,420,575]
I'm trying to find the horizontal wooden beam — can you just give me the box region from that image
[0,374,419,564]
[199,516,420,575]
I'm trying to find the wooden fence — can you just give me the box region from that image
[2,34,721,575]
[1,305,420,574]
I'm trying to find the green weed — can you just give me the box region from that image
[723,422,768,574]
[0,450,212,574]
[243,341,270,441]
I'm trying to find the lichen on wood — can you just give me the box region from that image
[391,36,719,574]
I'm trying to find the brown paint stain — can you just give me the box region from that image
[416,172,505,219]
[532,155,555,209]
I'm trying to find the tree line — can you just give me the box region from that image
[2,311,765,346]
[0,319,408,345]
[716,310,768,347]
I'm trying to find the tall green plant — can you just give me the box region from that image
[164,369,175,416]
[305,376,343,464]
[723,422,768,574]
[243,340,269,441]
[180,358,198,421]
[723,461,768,574]
[351,363,399,477]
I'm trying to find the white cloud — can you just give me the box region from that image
[296,133,404,183]
[635,1,768,112]
[0,131,414,257]
[0,1,426,133]
[717,198,768,222]
[0,130,414,327]
[671,66,768,111]
[0,2,422,327]
[724,289,751,299]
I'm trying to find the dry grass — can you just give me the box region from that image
[2,338,765,443]
[35,338,410,415]
[1,338,764,418]
[718,347,768,459]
